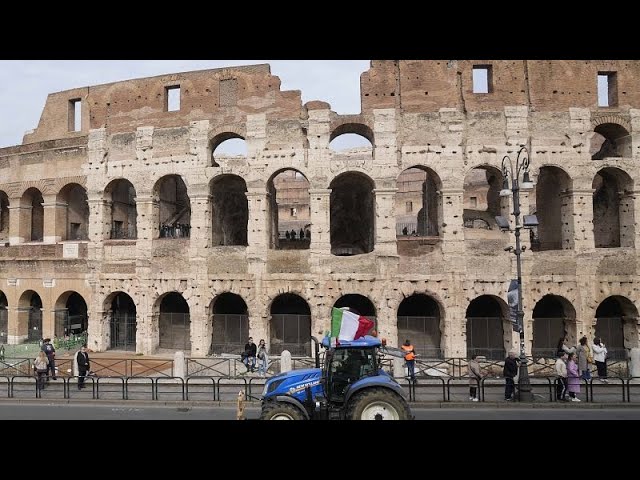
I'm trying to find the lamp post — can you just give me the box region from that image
[498,146,536,402]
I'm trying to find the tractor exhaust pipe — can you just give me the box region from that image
[310,336,320,368]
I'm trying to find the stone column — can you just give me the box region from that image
[7,306,26,344]
[87,195,109,262]
[619,189,638,248]
[41,194,66,243]
[308,188,331,254]
[8,202,27,245]
[440,189,464,255]
[373,188,398,256]
[188,192,211,259]
[189,302,209,357]
[246,188,269,256]
[568,188,596,252]
[135,195,154,253]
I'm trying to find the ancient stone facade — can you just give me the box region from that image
[0,60,639,361]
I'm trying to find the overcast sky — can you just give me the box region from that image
[0,60,371,149]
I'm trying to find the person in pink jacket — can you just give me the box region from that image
[566,352,581,402]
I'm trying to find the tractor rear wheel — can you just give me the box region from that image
[260,402,306,420]
[346,388,411,420]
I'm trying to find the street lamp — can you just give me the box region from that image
[495,146,538,402]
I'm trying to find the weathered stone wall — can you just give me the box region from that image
[0,60,638,357]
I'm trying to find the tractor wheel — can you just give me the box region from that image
[260,402,306,420]
[346,388,411,420]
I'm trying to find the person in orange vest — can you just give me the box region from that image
[401,339,416,381]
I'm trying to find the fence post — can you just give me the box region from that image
[174,351,186,380]
[630,348,640,378]
[280,350,292,373]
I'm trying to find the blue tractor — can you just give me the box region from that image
[259,335,413,420]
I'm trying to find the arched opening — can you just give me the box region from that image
[21,188,44,242]
[209,293,249,355]
[211,133,247,167]
[531,167,572,251]
[18,290,42,342]
[395,167,441,240]
[595,296,639,360]
[210,175,248,246]
[466,295,507,360]
[153,175,191,239]
[57,183,89,241]
[268,169,311,250]
[397,294,442,358]
[593,167,634,248]
[54,291,88,339]
[104,179,137,239]
[0,191,9,244]
[330,123,374,159]
[0,291,7,344]
[463,166,502,231]
[591,123,632,160]
[333,294,376,329]
[532,295,577,358]
[270,293,311,356]
[107,292,136,351]
[158,292,191,351]
[330,172,375,256]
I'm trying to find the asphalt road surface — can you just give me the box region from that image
[1,403,640,420]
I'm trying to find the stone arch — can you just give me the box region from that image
[463,164,503,230]
[104,291,137,351]
[465,295,508,360]
[104,179,137,240]
[210,174,248,246]
[396,166,442,240]
[209,292,249,355]
[592,167,635,248]
[0,190,9,243]
[152,175,191,239]
[269,293,312,356]
[595,296,639,359]
[209,131,247,167]
[532,294,577,358]
[333,294,377,329]
[267,168,311,250]
[54,291,88,338]
[57,183,89,241]
[397,293,443,359]
[329,121,374,146]
[20,187,44,242]
[329,171,375,256]
[18,290,43,342]
[532,166,573,252]
[0,290,7,343]
[591,120,632,159]
[154,291,191,352]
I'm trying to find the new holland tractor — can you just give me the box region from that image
[259,335,413,420]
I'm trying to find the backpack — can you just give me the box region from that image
[44,344,54,355]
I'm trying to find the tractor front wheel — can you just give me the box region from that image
[346,388,411,420]
[260,402,306,420]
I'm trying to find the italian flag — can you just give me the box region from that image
[331,307,374,342]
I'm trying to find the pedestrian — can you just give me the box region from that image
[290,229,296,240]
[468,354,482,401]
[402,226,408,236]
[577,336,592,381]
[33,350,49,392]
[285,230,290,240]
[299,228,305,240]
[592,337,608,383]
[556,336,576,355]
[555,351,568,401]
[41,338,57,381]
[257,339,269,377]
[76,344,90,390]
[503,351,518,401]
[242,337,257,373]
[401,339,416,382]
[566,352,581,401]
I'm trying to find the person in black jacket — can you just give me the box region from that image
[41,338,57,381]
[242,337,257,372]
[503,351,519,400]
[76,344,90,390]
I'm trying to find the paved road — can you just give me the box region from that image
[1,402,640,420]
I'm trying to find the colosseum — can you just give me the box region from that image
[0,60,638,363]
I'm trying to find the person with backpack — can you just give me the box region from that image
[41,338,57,381]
